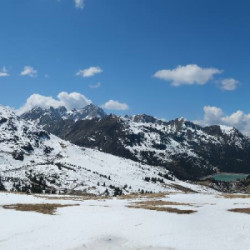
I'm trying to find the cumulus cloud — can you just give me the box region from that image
[154,64,222,86]
[196,106,250,136]
[76,66,103,78]
[89,82,101,89]
[74,0,84,9]
[57,92,91,109]
[102,100,129,111]
[219,78,239,91]
[203,106,224,124]
[0,67,9,77]
[20,66,37,77]
[18,91,92,114]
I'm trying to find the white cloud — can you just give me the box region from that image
[76,66,103,78]
[102,100,129,111]
[20,66,37,77]
[203,106,224,124]
[0,67,9,77]
[74,0,84,9]
[18,91,92,114]
[220,78,239,91]
[89,82,101,89]
[196,106,250,136]
[57,91,91,110]
[154,64,222,86]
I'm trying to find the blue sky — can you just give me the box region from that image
[0,0,249,133]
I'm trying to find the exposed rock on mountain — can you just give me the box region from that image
[21,104,106,125]
[20,104,106,137]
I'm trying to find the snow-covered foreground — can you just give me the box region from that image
[0,192,249,250]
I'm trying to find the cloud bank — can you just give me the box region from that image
[19,91,92,114]
[102,100,129,110]
[196,106,250,136]
[154,64,222,86]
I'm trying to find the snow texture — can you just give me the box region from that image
[0,192,249,250]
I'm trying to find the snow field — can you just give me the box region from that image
[0,192,249,250]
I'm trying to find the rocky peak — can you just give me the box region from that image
[132,114,158,123]
[21,104,106,124]
[67,104,107,121]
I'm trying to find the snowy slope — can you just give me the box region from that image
[0,105,210,195]
[0,192,249,250]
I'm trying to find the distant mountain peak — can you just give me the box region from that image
[67,104,106,121]
[21,103,107,125]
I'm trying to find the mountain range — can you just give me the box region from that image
[21,104,250,181]
[1,104,212,195]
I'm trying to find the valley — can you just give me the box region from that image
[1,1,249,249]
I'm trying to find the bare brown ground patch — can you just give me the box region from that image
[233,203,249,205]
[127,199,197,214]
[88,205,110,208]
[118,193,168,200]
[219,194,250,199]
[127,204,196,214]
[2,203,79,215]
[0,191,27,195]
[228,208,250,214]
[131,200,194,207]
[168,184,197,193]
[33,194,108,202]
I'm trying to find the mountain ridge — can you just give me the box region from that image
[20,104,250,180]
[2,104,206,195]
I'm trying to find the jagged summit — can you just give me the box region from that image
[21,103,106,123]
[132,114,161,124]
[20,104,107,134]
[67,103,107,121]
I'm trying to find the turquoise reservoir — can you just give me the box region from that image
[213,173,248,182]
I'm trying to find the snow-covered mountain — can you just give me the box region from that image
[20,104,107,139]
[21,106,250,180]
[1,105,208,195]
[21,104,106,125]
